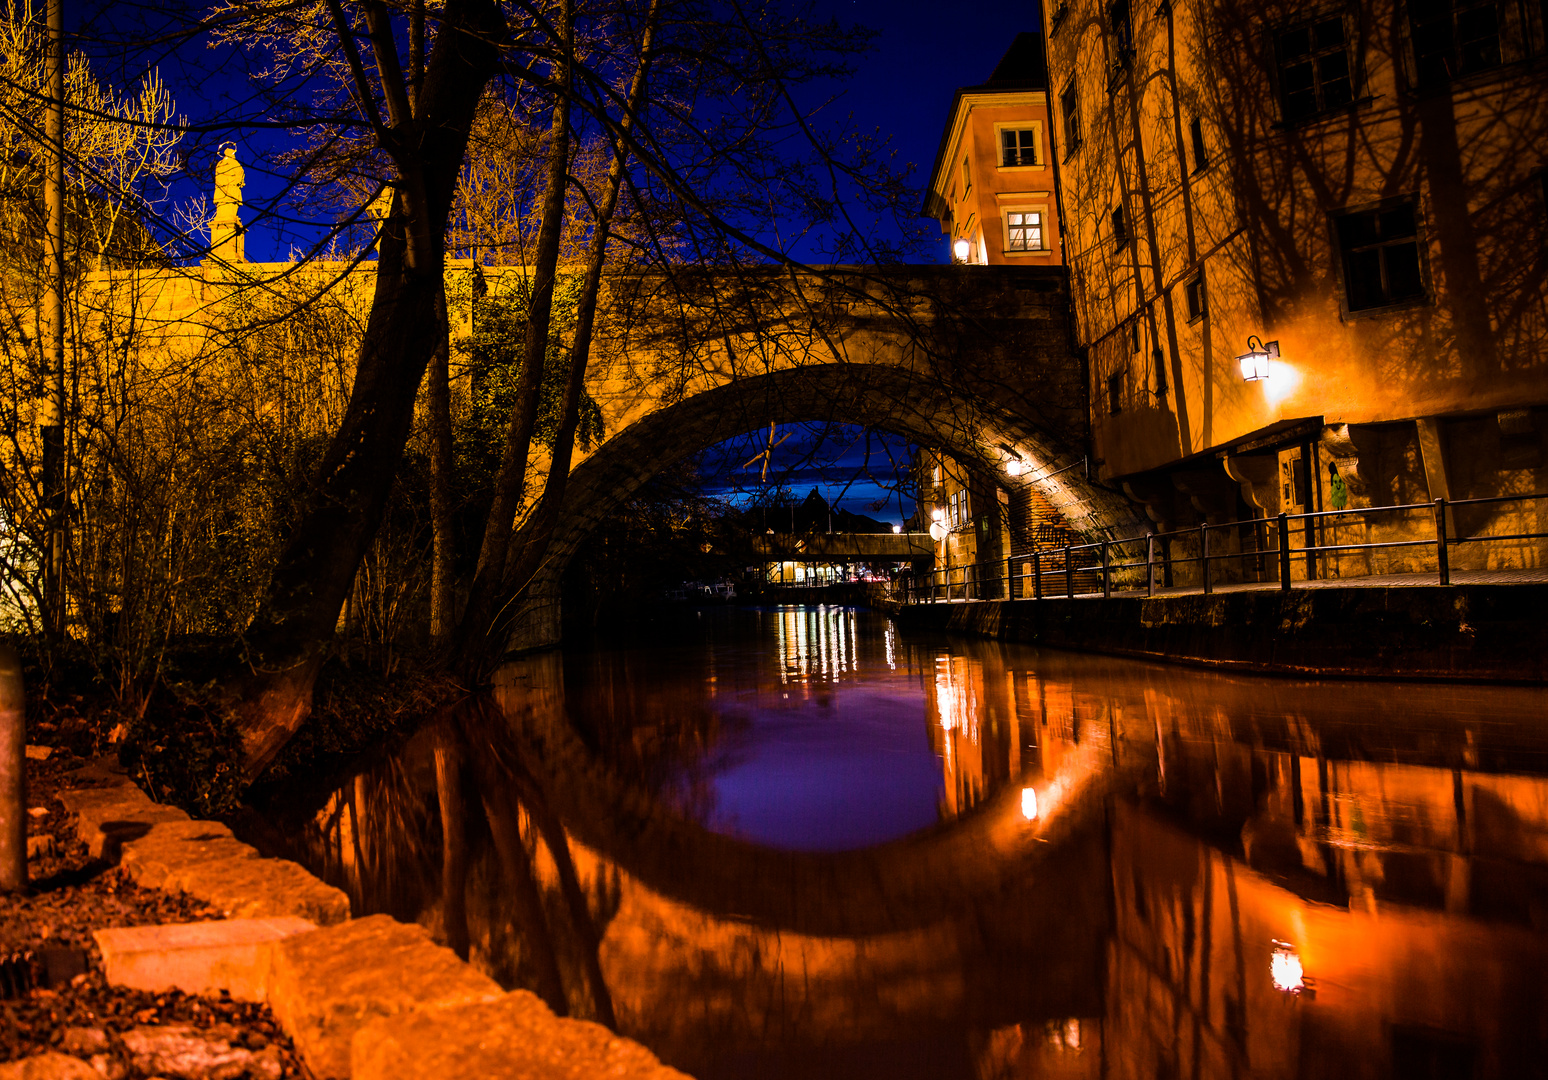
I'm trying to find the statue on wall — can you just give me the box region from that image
[214,145,245,216]
[210,144,246,265]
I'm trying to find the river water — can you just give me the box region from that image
[269,604,1548,1080]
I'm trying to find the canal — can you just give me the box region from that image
[264,605,1548,1080]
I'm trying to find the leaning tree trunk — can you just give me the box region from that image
[454,0,574,664]
[461,0,659,667]
[233,0,506,776]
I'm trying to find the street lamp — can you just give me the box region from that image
[1000,443,1026,476]
[1237,336,1278,382]
[953,237,972,261]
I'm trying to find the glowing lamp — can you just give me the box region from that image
[1005,457,1023,476]
[1021,786,1039,820]
[1270,941,1304,993]
[953,237,971,261]
[1237,336,1279,382]
[891,524,902,534]
[931,508,945,523]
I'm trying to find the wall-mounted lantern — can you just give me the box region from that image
[953,237,972,261]
[1237,336,1278,382]
[1000,443,1027,476]
[891,524,902,534]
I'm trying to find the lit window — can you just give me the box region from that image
[1001,129,1039,167]
[1275,17,1354,122]
[1185,271,1207,320]
[1007,210,1044,251]
[1060,81,1082,156]
[1409,0,1502,86]
[1336,198,1426,311]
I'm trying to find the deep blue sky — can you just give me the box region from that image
[79,0,1038,264]
[807,0,1042,261]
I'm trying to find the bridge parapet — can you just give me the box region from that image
[748,532,935,560]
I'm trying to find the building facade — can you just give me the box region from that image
[1043,0,1548,581]
[926,33,1066,267]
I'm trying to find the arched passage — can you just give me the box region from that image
[508,361,1147,650]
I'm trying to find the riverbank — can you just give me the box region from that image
[3,750,689,1079]
[0,751,307,1077]
[894,583,1548,682]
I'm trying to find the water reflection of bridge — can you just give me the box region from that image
[273,638,1548,1080]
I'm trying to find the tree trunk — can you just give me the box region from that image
[428,284,457,644]
[233,0,506,776]
[454,0,574,663]
[466,0,659,661]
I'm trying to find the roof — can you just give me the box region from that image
[984,32,1050,89]
[921,33,1050,219]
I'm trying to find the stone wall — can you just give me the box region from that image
[896,586,1548,683]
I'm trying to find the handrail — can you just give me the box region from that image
[900,490,1548,603]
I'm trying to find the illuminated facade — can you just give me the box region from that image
[1042,0,1548,580]
[925,33,1065,267]
[913,446,1088,594]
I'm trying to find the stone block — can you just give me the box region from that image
[94,917,316,1001]
[267,915,504,1080]
[351,990,692,1080]
[56,783,189,860]
[0,1053,99,1079]
[120,1023,283,1079]
[158,854,350,926]
[119,819,259,890]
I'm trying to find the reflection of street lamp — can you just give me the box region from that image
[1237,336,1278,382]
[1021,787,1038,820]
[1270,941,1304,993]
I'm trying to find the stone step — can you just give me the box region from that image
[94,917,317,1001]
[352,990,690,1080]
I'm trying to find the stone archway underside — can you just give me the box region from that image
[508,361,1146,650]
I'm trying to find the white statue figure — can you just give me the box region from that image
[210,145,246,264]
[214,145,245,216]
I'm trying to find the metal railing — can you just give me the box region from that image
[901,492,1548,603]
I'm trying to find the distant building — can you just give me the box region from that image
[1042,0,1548,581]
[925,33,1065,267]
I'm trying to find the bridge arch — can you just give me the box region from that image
[510,358,1146,650]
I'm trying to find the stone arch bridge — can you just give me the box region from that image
[518,263,1145,648]
[85,259,1145,647]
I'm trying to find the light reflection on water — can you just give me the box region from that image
[271,604,1548,1080]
